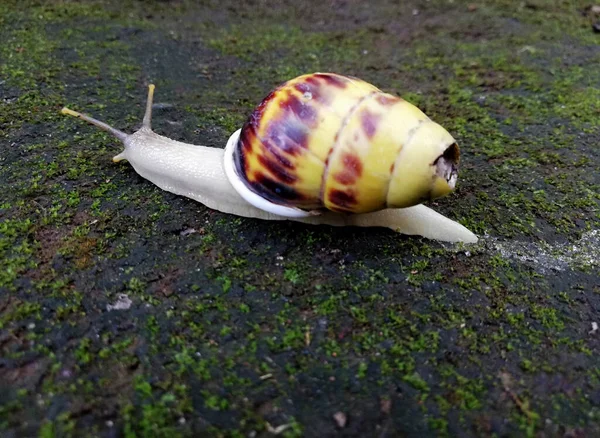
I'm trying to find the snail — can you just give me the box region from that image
[61,73,477,243]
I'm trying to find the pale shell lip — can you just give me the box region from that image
[223,129,313,218]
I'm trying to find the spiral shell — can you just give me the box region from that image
[231,73,459,215]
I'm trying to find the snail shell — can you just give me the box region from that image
[224,73,460,217]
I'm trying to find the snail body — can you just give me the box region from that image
[61,73,477,243]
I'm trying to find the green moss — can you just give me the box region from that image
[208,23,364,66]
[403,372,430,392]
[0,218,36,291]
[283,267,301,285]
[38,421,55,438]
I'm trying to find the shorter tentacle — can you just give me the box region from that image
[142,84,155,129]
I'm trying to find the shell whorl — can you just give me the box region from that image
[231,73,459,215]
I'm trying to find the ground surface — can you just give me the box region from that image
[1,0,599,436]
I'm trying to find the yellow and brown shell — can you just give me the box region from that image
[229,73,460,216]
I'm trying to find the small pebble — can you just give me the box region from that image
[333,411,347,428]
[152,103,174,110]
[180,227,197,236]
[106,294,132,311]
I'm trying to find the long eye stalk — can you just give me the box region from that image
[60,107,129,142]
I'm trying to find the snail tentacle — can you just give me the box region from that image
[142,83,155,130]
[61,107,129,143]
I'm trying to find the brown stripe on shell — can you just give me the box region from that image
[279,93,318,128]
[240,76,316,161]
[294,82,311,93]
[292,82,322,111]
[264,120,309,155]
[238,120,264,176]
[257,154,297,184]
[313,73,348,89]
[234,135,250,182]
[299,75,335,105]
[305,75,320,87]
[376,94,400,106]
[260,138,294,168]
[342,152,363,174]
[333,152,363,185]
[327,189,357,210]
[360,108,381,139]
[240,127,255,154]
[252,172,305,204]
[334,173,354,185]
[295,81,326,106]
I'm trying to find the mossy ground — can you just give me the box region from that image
[1,0,599,436]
